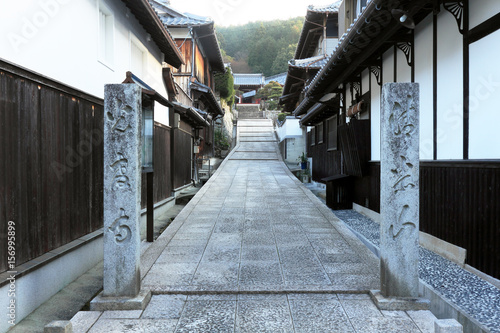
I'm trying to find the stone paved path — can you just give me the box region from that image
[71,119,436,332]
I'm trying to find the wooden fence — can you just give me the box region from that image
[0,60,194,274]
[0,60,104,272]
[352,160,500,279]
[141,123,173,208]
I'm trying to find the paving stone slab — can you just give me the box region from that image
[88,319,177,333]
[176,300,237,333]
[141,295,186,319]
[236,299,294,333]
[290,298,355,332]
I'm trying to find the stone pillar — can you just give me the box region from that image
[103,84,142,297]
[380,83,419,298]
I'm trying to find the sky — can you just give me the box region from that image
[168,0,338,27]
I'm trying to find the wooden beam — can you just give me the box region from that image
[469,11,500,44]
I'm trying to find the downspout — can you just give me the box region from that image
[190,27,197,181]
[324,13,328,55]
[190,27,196,94]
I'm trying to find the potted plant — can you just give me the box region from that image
[301,169,311,183]
[215,129,231,158]
[298,152,308,170]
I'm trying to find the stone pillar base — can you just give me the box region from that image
[90,289,151,311]
[370,290,430,311]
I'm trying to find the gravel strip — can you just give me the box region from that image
[334,209,500,333]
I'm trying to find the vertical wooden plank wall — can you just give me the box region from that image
[0,61,104,273]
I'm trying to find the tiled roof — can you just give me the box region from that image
[233,74,265,86]
[190,80,224,116]
[307,1,342,14]
[242,90,256,98]
[151,0,224,72]
[289,55,329,70]
[265,73,287,86]
[159,11,212,27]
[295,2,341,60]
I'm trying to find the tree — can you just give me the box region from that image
[214,67,235,106]
[271,43,297,74]
[256,81,283,110]
[248,36,278,76]
[217,17,304,76]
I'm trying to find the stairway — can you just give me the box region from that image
[237,104,263,119]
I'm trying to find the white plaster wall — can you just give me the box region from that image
[436,8,463,159]
[345,83,352,106]
[414,13,434,160]
[326,38,339,55]
[470,0,500,29]
[0,0,170,125]
[469,29,500,159]
[285,137,305,164]
[0,237,103,333]
[375,48,396,160]
[370,70,381,161]
[396,47,412,83]
[361,68,369,95]
[382,48,394,85]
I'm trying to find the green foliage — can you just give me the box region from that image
[277,113,289,122]
[298,152,308,163]
[216,17,304,76]
[215,129,230,150]
[256,81,283,110]
[271,43,297,74]
[214,67,235,106]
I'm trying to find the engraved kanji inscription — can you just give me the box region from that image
[110,153,130,190]
[106,98,133,132]
[108,208,132,244]
[389,205,416,240]
[389,95,416,137]
[391,155,416,194]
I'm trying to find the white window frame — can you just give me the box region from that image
[97,0,115,69]
[130,33,148,80]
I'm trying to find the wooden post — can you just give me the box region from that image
[147,172,154,242]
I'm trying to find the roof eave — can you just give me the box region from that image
[121,0,184,68]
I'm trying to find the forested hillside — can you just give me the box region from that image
[216,17,304,76]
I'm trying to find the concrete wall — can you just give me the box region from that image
[0,0,171,125]
[0,235,103,333]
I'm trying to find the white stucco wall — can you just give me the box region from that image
[284,137,305,164]
[469,0,500,29]
[382,48,394,85]
[370,70,381,161]
[276,117,302,142]
[414,13,434,160]
[436,7,464,159]
[469,29,500,159]
[396,46,412,83]
[0,0,171,125]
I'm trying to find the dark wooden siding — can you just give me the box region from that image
[352,162,380,212]
[307,140,342,183]
[350,160,500,279]
[0,61,104,273]
[420,161,500,279]
[173,129,193,189]
[141,123,173,208]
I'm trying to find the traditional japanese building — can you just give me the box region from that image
[279,2,341,169]
[152,0,226,160]
[288,0,500,281]
[0,0,184,330]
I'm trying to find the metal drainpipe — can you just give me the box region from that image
[323,13,328,55]
[190,27,196,94]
